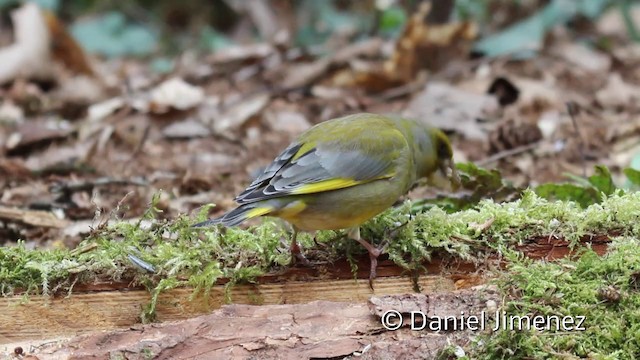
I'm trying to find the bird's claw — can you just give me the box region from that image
[288,238,311,267]
[355,238,390,290]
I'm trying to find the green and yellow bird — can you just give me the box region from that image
[195,113,458,284]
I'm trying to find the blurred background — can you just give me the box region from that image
[1,0,639,249]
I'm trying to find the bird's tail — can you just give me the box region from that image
[193,203,273,228]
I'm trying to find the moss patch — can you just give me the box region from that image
[471,236,640,359]
[2,190,640,325]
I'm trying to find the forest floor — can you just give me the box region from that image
[2,2,640,359]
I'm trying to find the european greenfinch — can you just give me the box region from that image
[195,113,458,285]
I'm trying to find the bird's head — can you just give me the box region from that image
[414,126,460,189]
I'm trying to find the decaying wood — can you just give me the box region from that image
[0,274,463,345]
[516,234,612,259]
[15,287,501,360]
[0,234,613,351]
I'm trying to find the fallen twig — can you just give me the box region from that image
[477,141,540,166]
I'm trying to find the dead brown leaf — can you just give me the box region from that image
[264,109,310,136]
[149,78,205,114]
[281,38,383,89]
[162,118,210,139]
[0,3,97,85]
[403,82,499,141]
[24,143,91,173]
[553,43,611,74]
[597,6,640,39]
[596,73,640,108]
[209,43,275,64]
[344,2,476,93]
[0,3,52,83]
[43,10,94,77]
[211,93,270,134]
[5,120,73,155]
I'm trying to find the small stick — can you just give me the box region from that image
[50,177,147,195]
[477,142,540,167]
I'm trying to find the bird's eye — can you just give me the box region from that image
[437,139,451,159]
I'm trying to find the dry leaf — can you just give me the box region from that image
[597,6,640,38]
[24,143,90,173]
[5,120,73,154]
[384,2,476,79]
[282,38,382,89]
[0,101,25,124]
[213,93,270,133]
[264,110,310,136]
[52,75,104,105]
[0,3,52,83]
[554,43,611,73]
[43,10,94,77]
[403,82,499,141]
[149,78,205,113]
[344,2,476,92]
[596,73,640,108]
[282,57,333,89]
[162,118,210,139]
[87,97,126,122]
[209,43,275,64]
[0,3,96,84]
[113,115,150,148]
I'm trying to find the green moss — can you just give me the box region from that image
[2,190,640,329]
[473,237,640,359]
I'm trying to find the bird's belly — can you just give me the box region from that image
[276,180,405,231]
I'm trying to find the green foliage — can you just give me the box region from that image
[412,162,521,214]
[473,0,615,58]
[32,0,58,10]
[535,165,640,208]
[70,12,158,57]
[294,0,373,47]
[454,0,492,22]
[199,26,234,52]
[623,152,640,189]
[414,163,640,212]
[624,168,640,189]
[535,183,603,208]
[588,165,617,195]
[358,188,640,275]
[379,5,407,36]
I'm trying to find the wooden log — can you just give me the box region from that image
[9,289,503,360]
[0,234,612,346]
[0,273,465,344]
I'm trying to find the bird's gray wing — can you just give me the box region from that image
[235,129,407,204]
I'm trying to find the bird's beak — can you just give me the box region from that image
[440,159,461,190]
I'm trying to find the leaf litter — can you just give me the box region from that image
[2,2,640,358]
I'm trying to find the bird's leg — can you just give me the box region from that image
[290,226,311,267]
[312,231,325,249]
[348,227,388,289]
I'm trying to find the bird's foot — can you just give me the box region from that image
[355,238,390,290]
[288,239,311,267]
